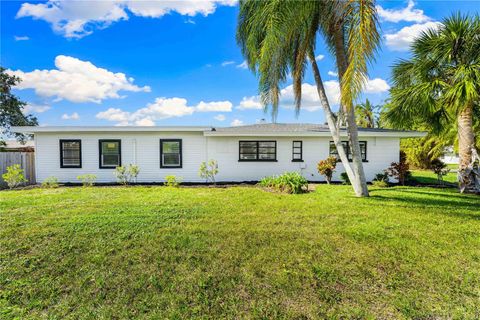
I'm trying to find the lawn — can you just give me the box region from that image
[1,185,479,319]
[410,169,458,185]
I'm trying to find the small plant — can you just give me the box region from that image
[387,151,411,185]
[317,156,337,184]
[2,164,27,189]
[430,159,450,184]
[42,176,59,188]
[114,164,140,185]
[199,159,219,185]
[259,172,308,194]
[372,180,389,188]
[371,171,389,188]
[77,174,97,187]
[340,172,350,185]
[164,175,182,187]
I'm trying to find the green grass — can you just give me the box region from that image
[411,169,458,185]
[1,185,479,319]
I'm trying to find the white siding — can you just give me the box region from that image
[35,133,400,183]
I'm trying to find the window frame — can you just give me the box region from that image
[292,140,303,162]
[99,139,122,169]
[238,140,277,162]
[160,139,183,169]
[59,139,82,168]
[329,140,368,162]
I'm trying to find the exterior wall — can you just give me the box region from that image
[34,132,400,183]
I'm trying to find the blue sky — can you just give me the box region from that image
[1,0,478,127]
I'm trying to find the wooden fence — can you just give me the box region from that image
[0,152,36,187]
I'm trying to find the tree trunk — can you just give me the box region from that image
[332,27,369,197]
[457,104,477,193]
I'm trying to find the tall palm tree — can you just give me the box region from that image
[237,0,379,197]
[355,99,379,128]
[385,14,480,192]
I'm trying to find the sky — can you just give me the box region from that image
[1,0,479,127]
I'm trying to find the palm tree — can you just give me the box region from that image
[355,99,379,128]
[237,0,379,197]
[385,14,480,192]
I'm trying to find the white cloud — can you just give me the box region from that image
[16,0,237,38]
[385,21,441,51]
[230,119,243,126]
[221,60,235,67]
[364,78,390,93]
[315,54,325,61]
[237,95,262,110]
[214,114,226,121]
[376,0,430,23]
[7,55,150,103]
[97,97,233,125]
[14,35,30,41]
[23,103,50,114]
[236,60,248,69]
[61,112,80,120]
[328,71,338,77]
[196,101,232,112]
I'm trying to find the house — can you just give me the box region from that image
[12,124,425,184]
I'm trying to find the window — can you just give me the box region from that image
[160,139,182,168]
[99,140,121,168]
[292,141,303,162]
[239,141,276,161]
[60,140,81,168]
[329,141,367,162]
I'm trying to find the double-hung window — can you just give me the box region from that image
[99,140,121,168]
[329,141,367,162]
[60,139,81,168]
[160,139,182,168]
[239,141,276,161]
[292,141,303,161]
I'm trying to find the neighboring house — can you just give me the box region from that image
[0,140,34,152]
[12,124,424,183]
[440,146,459,165]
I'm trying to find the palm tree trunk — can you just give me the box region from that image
[308,51,356,185]
[457,104,476,192]
[332,27,369,197]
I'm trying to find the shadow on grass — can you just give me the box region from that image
[369,188,480,220]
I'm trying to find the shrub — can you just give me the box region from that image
[340,172,350,185]
[430,159,450,184]
[372,180,388,188]
[373,172,389,183]
[199,159,219,184]
[400,138,443,169]
[164,175,182,187]
[317,156,337,184]
[114,164,140,185]
[77,174,97,187]
[2,164,27,189]
[259,172,308,194]
[42,176,59,188]
[386,151,411,185]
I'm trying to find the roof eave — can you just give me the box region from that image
[11,126,211,134]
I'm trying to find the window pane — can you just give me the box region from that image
[240,154,257,160]
[163,141,180,153]
[103,154,119,166]
[259,153,275,160]
[101,141,120,166]
[293,141,301,148]
[62,141,80,166]
[259,141,275,148]
[161,140,181,167]
[102,142,119,154]
[163,153,180,166]
[293,153,301,160]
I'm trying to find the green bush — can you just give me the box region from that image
[164,175,182,187]
[42,176,59,188]
[340,172,350,185]
[430,159,450,184]
[199,159,219,184]
[372,180,388,188]
[114,164,140,185]
[259,172,308,194]
[317,156,337,184]
[2,164,27,189]
[77,174,97,187]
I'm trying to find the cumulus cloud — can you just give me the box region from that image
[14,35,30,41]
[237,95,263,110]
[16,0,237,38]
[214,114,226,121]
[376,0,430,23]
[385,21,441,51]
[97,97,233,125]
[315,54,325,61]
[23,103,50,114]
[61,112,80,120]
[328,71,338,77]
[7,55,150,103]
[236,60,248,69]
[364,78,391,93]
[230,119,243,126]
[221,60,235,67]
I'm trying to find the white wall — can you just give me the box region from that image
[35,132,400,183]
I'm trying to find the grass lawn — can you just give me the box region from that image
[410,169,458,186]
[1,185,479,319]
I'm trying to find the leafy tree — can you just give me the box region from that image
[0,67,37,145]
[237,0,379,197]
[355,99,380,128]
[385,14,480,192]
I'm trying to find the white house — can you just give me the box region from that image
[12,124,425,184]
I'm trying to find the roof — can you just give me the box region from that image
[11,124,426,138]
[2,140,35,148]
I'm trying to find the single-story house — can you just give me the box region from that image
[12,124,425,184]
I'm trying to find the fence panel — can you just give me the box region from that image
[0,152,36,187]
